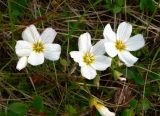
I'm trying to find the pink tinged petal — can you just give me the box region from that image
[103,24,116,42]
[78,32,92,52]
[95,103,115,116]
[15,40,32,57]
[81,66,97,80]
[117,22,132,42]
[91,39,105,55]
[118,51,138,67]
[91,56,112,71]
[70,51,85,67]
[104,42,118,57]
[44,44,61,61]
[22,25,40,43]
[126,34,145,51]
[28,52,44,66]
[16,56,28,71]
[41,28,57,44]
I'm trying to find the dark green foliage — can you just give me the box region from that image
[140,0,156,12]
[121,108,133,116]
[8,102,28,116]
[130,98,138,108]
[105,0,124,13]
[66,104,77,115]
[123,68,145,85]
[32,96,44,112]
[141,97,151,111]
[9,0,29,22]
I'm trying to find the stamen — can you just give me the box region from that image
[115,40,125,51]
[83,52,95,65]
[32,41,44,53]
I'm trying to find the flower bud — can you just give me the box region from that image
[16,56,28,71]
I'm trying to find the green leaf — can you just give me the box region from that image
[141,97,151,110]
[113,5,122,14]
[8,102,28,116]
[16,0,29,6]
[66,104,77,115]
[7,111,17,116]
[140,0,156,12]
[121,109,133,116]
[105,0,112,5]
[148,72,160,80]
[12,10,21,17]
[124,69,145,85]
[117,0,124,6]
[33,96,44,112]
[0,111,6,116]
[105,0,112,9]
[130,98,137,108]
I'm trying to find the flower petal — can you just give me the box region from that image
[78,32,92,52]
[44,44,61,61]
[95,103,115,116]
[41,28,57,44]
[22,25,40,43]
[81,66,97,80]
[91,39,105,55]
[118,51,138,67]
[28,52,44,65]
[16,56,28,71]
[103,24,116,42]
[70,51,85,67]
[92,56,112,71]
[118,77,126,81]
[117,22,132,42]
[104,42,118,57]
[15,40,32,57]
[126,34,145,51]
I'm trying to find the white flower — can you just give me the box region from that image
[94,103,115,116]
[70,32,112,80]
[103,22,145,67]
[15,25,61,70]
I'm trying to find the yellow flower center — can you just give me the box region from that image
[83,52,95,65]
[115,40,125,51]
[32,41,44,53]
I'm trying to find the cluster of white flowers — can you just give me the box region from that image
[15,22,145,116]
[15,22,145,78]
[70,22,145,80]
